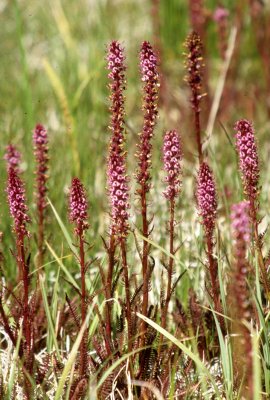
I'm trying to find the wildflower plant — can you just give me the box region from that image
[106,41,131,350]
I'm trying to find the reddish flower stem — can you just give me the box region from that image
[79,229,87,376]
[120,238,132,353]
[160,200,175,347]
[140,187,149,346]
[205,233,220,315]
[104,234,116,340]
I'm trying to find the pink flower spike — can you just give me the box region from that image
[106,41,130,238]
[4,144,22,173]
[197,162,217,235]
[69,178,89,236]
[234,119,259,200]
[163,130,182,200]
[136,41,159,191]
[7,167,30,238]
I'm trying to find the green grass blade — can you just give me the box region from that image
[39,274,61,359]
[48,198,78,257]
[46,240,79,290]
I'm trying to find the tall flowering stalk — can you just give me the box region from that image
[234,119,270,297]
[184,31,205,164]
[33,123,49,270]
[136,41,159,344]
[69,177,89,377]
[106,41,131,350]
[6,167,33,385]
[196,162,221,313]
[161,130,182,332]
[4,144,22,173]
[229,201,253,398]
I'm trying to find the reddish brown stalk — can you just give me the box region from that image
[79,231,87,376]
[161,199,175,332]
[120,238,132,353]
[18,233,32,372]
[140,186,149,343]
[205,234,220,315]
[104,234,116,340]
[184,32,205,164]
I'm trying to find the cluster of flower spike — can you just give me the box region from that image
[33,124,49,212]
[234,119,259,200]
[106,41,130,237]
[4,144,21,173]
[136,41,159,192]
[7,167,30,238]
[69,177,89,236]
[196,162,217,235]
[163,130,182,200]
